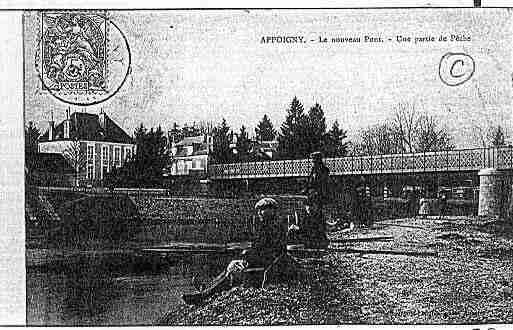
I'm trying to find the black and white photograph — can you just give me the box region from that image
[19,6,513,326]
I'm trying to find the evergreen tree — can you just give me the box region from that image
[112,123,168,187]
[134,123,147,161]
[236,125,252,162]
[322,121,348,157]
[305,103,327,153]
[277,97,309,159]
[212,118,233,163]
[255,114,276,141]
[150,125,169,178]
[25,121,40,158]
[25,122,40,182]
[168,122,182,144]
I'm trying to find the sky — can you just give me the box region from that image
[24,8,512,148]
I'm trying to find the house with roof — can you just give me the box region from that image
[249,140,279,160]
[166,134,213,177]
[38,109,136,186]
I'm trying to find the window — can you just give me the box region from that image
[101,145,109,179]
[186,146,193,156]
[177,160,185,174]
[193,159,202,169]
[185,160,192,173]
[114,147,121,168]
[125,147,132,162]
[86,144,94,180]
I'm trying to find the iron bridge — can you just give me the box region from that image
[208,147,513,180]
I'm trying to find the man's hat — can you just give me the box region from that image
[310,151,323,159]
[255,197,278,210]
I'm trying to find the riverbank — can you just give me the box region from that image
[161,216,513,325]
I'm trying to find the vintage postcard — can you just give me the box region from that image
[19,7,513,326]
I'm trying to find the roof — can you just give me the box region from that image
[27,153,75,174]
[258,141,279,148]
[39,112,134,144]
[175,135,205,146]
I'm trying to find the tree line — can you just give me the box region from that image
[209,97,348,163]
[350,102,508,156]
[24,98,510,188]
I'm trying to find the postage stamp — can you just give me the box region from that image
[40,12,107,92]
[35,11,131,106]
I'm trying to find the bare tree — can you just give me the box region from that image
[470,124,509,148]
[352,122,402,156]
[353,102,455,155]
[470,81,509,148]
[392,102,419,153]
[470,124,488,148]
[63,140,87,187]
[415,114,454,152]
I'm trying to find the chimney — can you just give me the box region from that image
[48,110,55,141]
[63,107,71,139]
[99,108,107,131]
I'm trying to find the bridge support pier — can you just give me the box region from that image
[478,168,504,217]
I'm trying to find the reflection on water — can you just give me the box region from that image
[26,254,226,326]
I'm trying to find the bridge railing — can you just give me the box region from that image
[208,146,513,179]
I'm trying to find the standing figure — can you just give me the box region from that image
[353,177,373,227]
[182,198,293,305]
[438,191,448,220]
[418,193,430,219]
[405,189,418,218]
[304,151,331,209]
[288,194,329,249]
[298,151,331,247]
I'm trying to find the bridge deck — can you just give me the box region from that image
[208,147,513,180]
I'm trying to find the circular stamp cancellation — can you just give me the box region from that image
[35,11,131,106]
[438,52,475,87]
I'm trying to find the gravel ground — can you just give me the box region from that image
[160,216,513,325]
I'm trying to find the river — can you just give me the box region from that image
[26,252,227,325]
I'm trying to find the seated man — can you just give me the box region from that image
[288,194,329,249]
[182,197,291,305]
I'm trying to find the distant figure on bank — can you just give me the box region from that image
[303,151,331,209]
[288,194,329,249]
[406,189,418,218]
[507,188,513,221]
[352,177,373,227]
[418,193,430,219]
[438,191,448,219]
[182,198,295,305]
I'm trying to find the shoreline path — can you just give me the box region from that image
[162,216,513,325]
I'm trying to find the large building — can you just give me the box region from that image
[38,109,136,186]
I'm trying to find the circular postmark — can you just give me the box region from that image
[439,52,475,86]
[35,12,131,106]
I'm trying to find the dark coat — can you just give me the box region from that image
[305,163,330,200]
[242,218,287,268]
